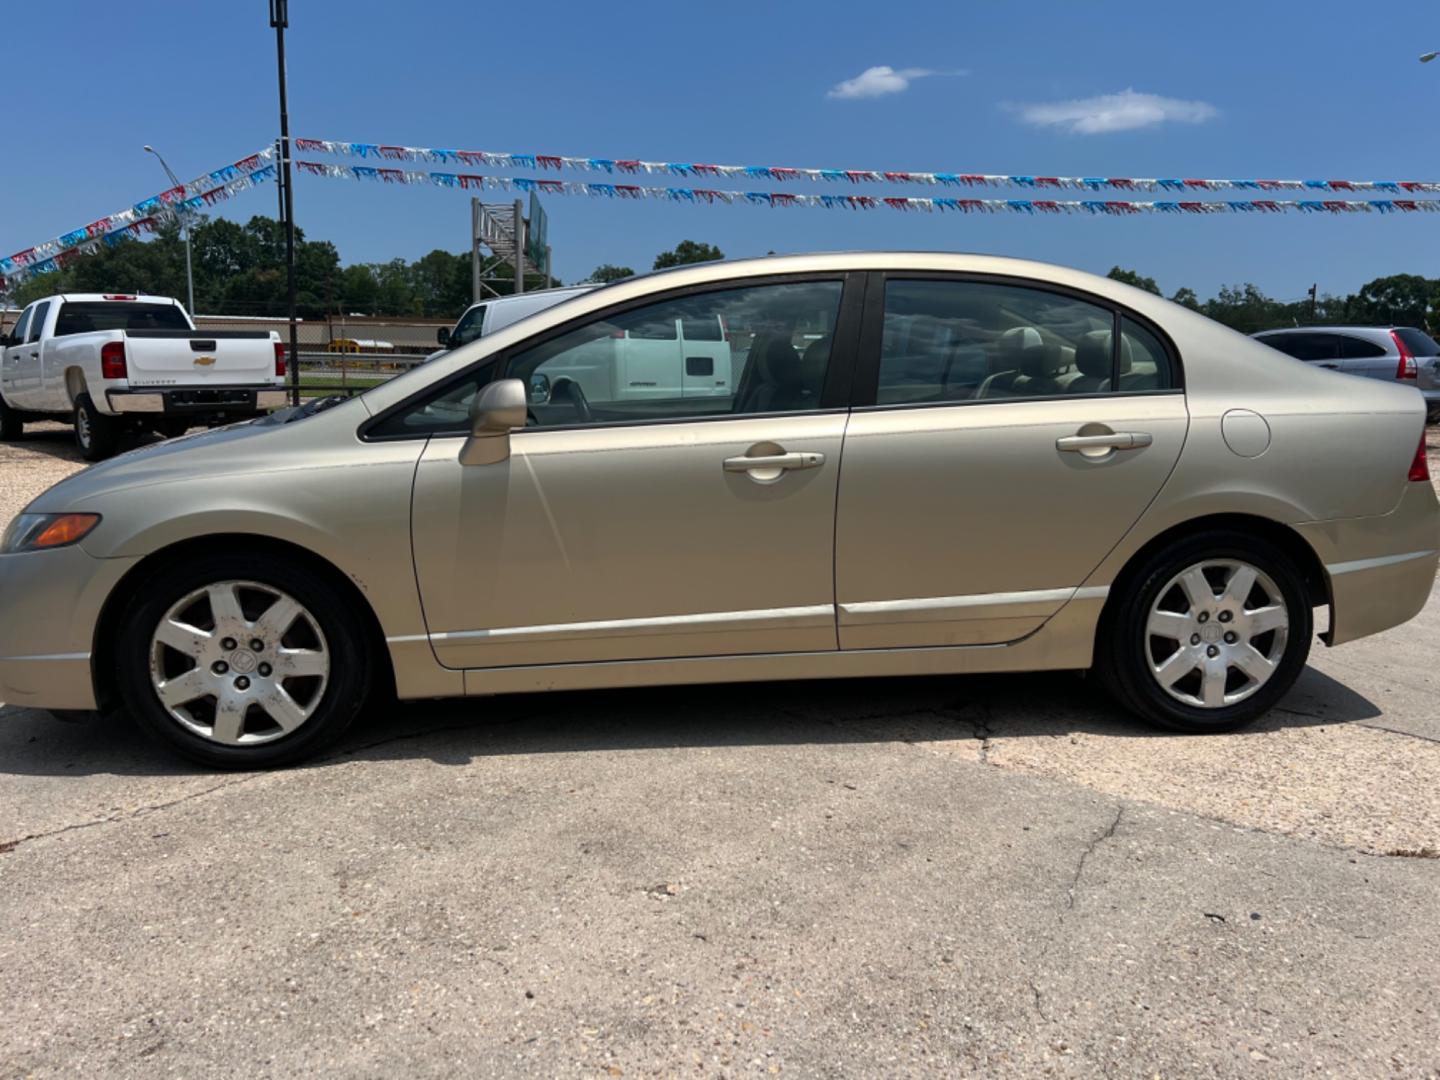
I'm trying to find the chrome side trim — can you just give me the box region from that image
[1326,549,1437,576]
[839,585,1107,625]
[432,605,835,645]
[0,651,91,662]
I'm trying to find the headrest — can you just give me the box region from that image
[996,326,1061,378]
[1073,331,1136,378]
[999,326,1043,356]
[758,336,802,390]
[1020,343,1063,379]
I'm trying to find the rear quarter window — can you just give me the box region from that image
[1394,328,1439,356]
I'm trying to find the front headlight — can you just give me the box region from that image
[1,513,101,554]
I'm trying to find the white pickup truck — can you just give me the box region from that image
[0,293,289,460]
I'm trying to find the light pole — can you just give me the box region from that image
[144,145,196,315]
[270,0,300,407]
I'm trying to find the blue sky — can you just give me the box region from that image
[4,0,1438,301]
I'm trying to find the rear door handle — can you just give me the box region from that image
[1056,432,1153,452]
[723,451,826,472]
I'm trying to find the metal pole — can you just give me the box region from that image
[271,0,300,407]
[471,198,481,304]
[144,147,195,315]
[513,199,525,295]
[545,244,553,289]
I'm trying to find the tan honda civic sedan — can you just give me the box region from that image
[1,253,1434,767]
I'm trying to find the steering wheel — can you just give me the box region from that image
[549,377,593,424]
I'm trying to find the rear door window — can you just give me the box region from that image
[1260,333,1338,361]
[872,278,1174,405]
[1334,335,1388,359]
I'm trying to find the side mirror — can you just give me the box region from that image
[0,334,13,349]
[459,378,527,466]
[528,372,551,403]
[436,327,450,346]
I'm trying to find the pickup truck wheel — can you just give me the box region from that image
[0,396,24,441]
[74,393,121,461]
[114,553,373,768]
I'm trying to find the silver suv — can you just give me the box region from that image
[1252,326,1440,419]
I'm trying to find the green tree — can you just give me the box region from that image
[1170,287,1201,311]
[1106,266,1161,295]
[1200,283,1292,334]
[1348,274,1440,329]
[653,241,724,270]
[588,263,634,284]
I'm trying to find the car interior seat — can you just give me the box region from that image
[736,334,805,413]
[975,326,1064,398]
[1058,330,1133,394]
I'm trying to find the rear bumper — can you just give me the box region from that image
[1295,481,1440,646]
[107,386,288,416]
[0,546,138,711]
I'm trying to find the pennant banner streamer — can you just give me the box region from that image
[1,148,277,286]
[297,137,1440,196]
[296,159,1440,218]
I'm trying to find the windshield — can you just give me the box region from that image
[53,301,190,336]
[449,304,488,348]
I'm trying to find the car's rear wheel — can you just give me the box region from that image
[114,553,373,768]
[1095,530,1312,733]
[74,393,121,461]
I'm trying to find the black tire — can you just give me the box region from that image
[74,392,121,461]
[0,394,24,441]
[114,553,374,768]
[1094,529,1312,734]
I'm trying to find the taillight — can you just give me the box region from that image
[100,341,127,380]
[1391,331,1417,380]
[1409,432,1430,482]
[273,342,287,377]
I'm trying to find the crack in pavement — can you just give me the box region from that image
[1028,804,1126,1027]
[1355,722,1440,747]
[1067,806,1124,910]
[0,773,265,855]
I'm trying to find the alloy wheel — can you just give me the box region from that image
[148,580,330,745]
[1144,559,1290,709]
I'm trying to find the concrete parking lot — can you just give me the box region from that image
[1,424,1437,1077]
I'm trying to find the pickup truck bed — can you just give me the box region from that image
[0,293,287,460]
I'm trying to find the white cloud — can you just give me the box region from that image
[1011,88,1218,134]
[827,65,960,100]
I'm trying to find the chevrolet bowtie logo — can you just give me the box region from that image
[193,355,216,366]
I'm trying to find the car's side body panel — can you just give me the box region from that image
[411,413,847,669]
[835,393,1188,648]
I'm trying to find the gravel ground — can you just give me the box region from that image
[2,422,1438,1077]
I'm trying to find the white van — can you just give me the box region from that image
[431,286,598,360]
[538,311,732,402]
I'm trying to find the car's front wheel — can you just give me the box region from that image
[114,553,373,768]
[1095,530,1312,733]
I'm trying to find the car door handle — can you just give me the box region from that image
[1056,432,1153,452]
[723,451,826,472]
[1317,362,1340,369]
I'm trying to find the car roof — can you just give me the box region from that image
[54,293,181,305]
[1254,325,1414,335]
